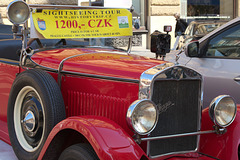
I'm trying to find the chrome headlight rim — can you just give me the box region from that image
[209,95,237,128]
[126,99,158,135]
[7,0,30,25]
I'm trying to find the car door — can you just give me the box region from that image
[0,39,21,141]
[185,23,240,108]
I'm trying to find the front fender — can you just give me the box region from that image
[38,116,147,160]
[199,105,240,160]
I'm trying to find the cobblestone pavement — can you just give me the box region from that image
[131,47,155,58]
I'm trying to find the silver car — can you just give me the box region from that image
[166,17,240,108]
[177,20,226,49]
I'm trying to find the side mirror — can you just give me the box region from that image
[184,41,199,57]
[133,19,140,30]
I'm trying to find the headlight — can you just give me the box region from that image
[209,95,236,128]
[7,0,30,24]
[126,99,158,135]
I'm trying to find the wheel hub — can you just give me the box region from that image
[22,110,36,132]
[20,92,44,147]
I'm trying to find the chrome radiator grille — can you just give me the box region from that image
[149,79,201,157]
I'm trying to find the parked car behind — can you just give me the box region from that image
[177,20,227,49]
[0,1,239,160]
[166,17,240,108]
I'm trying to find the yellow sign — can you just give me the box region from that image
[31,9,133,39]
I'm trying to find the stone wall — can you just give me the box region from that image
[0,0,181,23]
[148,0,180,49]
[0,0,78,23]
[150,0,180,16]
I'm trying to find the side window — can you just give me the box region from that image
[195,25,208,35]
[205,23,240,59]
[195,26,202,35]
[189,24,195,36]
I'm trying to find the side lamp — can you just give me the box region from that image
[7,0,30,25]
[7,0,30,38]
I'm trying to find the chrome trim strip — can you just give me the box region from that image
[139,63,203,158]
[127,37,132,54]
[28,57,139,84]
[150,149,198,159]
[27,58,58,73]
[139,62,175,99]
[61,70,139,83]
[57,51,139,86]
[0,58,19,66]
[139,63,202,99]
[141,130,215,141]
[58,54,87,86]
[234,77,240,82]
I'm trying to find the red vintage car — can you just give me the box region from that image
[0,1,239,160]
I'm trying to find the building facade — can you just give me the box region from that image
[1,0,240,49]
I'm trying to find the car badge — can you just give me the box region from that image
[157,101,175,114]
[37,18,46,30]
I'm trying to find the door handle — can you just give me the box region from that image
[234,76,240,84]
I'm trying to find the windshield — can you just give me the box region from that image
[194,22,225,35]
[29,37,130,52]
[206,23,240,58]
[27,8,132,52]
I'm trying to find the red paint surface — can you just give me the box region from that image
[60,74,139,136]
[0,47,240,159]
[38,116,221,160]
[0,62,19,144]
[38,116,146,160]
[31,48,164,80]
[199,105,240,160]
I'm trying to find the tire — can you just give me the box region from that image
[7,69,66,160]
[59,143,99,160]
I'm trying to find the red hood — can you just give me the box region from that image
[31,47,165,80]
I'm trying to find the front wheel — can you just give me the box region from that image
[59,143,99,160]
[7,69,66,160]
